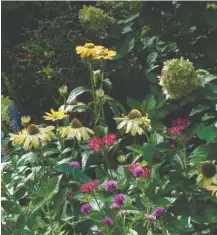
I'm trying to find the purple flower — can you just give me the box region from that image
[114,194,126,205]
[132,167,144,177]
[80,203,92,214]
[154,207,164,216]
[147,215,156,221]
[69,161,80,169]
[103,217,113,225]
[110,203,120,211]
[95,229,101,234]
[105,180,118,192]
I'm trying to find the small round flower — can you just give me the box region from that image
[95,89,105,98]
[69,161,80,169]
[200,162,217,188]
[117,155,127,164]
[143,167,152,178]
[21,116,31,126]
[154,207,164,216]
[114,110,151,136]
[110,203,120,211]
[81,203,92,214]
[58,118,94,142]
[114,194,126,205]
[59,85,68,96]
[27,52,33,57]
[105,180,118,192]
[132,166,144,177]
[103,217,113,225]
[102,134,116,146]
[43,109,68,122]
[88,137,102,153]
[147,215,156,221]
[80,180,99,193]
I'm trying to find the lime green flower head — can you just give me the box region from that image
[159,58,202,100]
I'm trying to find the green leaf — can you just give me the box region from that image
[190,145,208,164]
[147,52,158,66]
[125,13,139,23]
[196,125,217,143]
[105,95,126,115]
[55,163,91,182]
[127,97,141,110]
[203,73,217,83]
[128,38,135,52]
[143,144,155,164]
[67,87,90,103]
[146,94,156,112]
[150,133,164,145]
[151,120,166,131]
[43,149,60,157]
[17,152,37,166]
[122,25,132,34]
[126,145,144,154]
[103,78,112,89]
[190,105,211,116]
[93,70,101,85]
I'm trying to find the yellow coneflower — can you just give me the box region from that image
[21,116,31,126]
[59,100,86,113]
[58,118,94,141]
[200,162,217,188]
[114,109,151,136]
[43,109,68,122]
[59,85,68,96]
[206,185,217,198]
[76,43,104,59]
[9,124,55,150]
[94,48,117,60]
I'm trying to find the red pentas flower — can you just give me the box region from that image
[27,52,33,57]
[102,133,116,146]
[168,118,191,136]
[88,134,116,153]
[80,180,99,193]
[88,137,102,153]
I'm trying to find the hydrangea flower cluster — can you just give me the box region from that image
[128,163,152,179]
[88,134,116,154]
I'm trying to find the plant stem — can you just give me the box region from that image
[89,63,98,127]
[160,217,167,235]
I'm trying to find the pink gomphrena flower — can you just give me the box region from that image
[80,180,99,193]
[80,203,92,214]
[128,163,151,179]
[105,180,118,192]
[103,217,113,225]
[114,194,126,205]
[102,133,116,146]
[88,137,102,153]
[154,207,164,216]
[147,215,156,221]
[69,161,80,169]
[110,203,120,211]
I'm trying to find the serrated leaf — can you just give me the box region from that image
[66,87,90,103]
[190,145,208,164]
[150,133,164,145]
[147,52,158,66]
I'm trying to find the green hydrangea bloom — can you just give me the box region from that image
[159,58,202,100]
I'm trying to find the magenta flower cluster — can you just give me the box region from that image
[105,180,118,192]
[147,207,164,221]
[80,203,92,214]
[69,161,80,169]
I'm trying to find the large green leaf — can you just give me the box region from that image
[190,105,211,116]
[17,152,37,166]
[190,145,208,164]
[143,144,155,164]
[55,163,91,182]
[196,125,217,143]
[127,97,141,110]
[66,87,90,104]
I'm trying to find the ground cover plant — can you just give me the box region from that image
[1,2,217,235]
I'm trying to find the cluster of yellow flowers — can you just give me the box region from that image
[76,43,116,60]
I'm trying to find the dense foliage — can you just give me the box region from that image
[1,1,217,235]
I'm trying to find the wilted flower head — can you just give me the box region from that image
[110,203,120,211]
[159,58,202,99]
[80,180,99,193]
[103,217,113,225]
[154,207,164,216]
[69,161,80,169]
[114,194,126,205]
[105,180,118,192]
[114,109,151,136]
[81,203,92,214]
